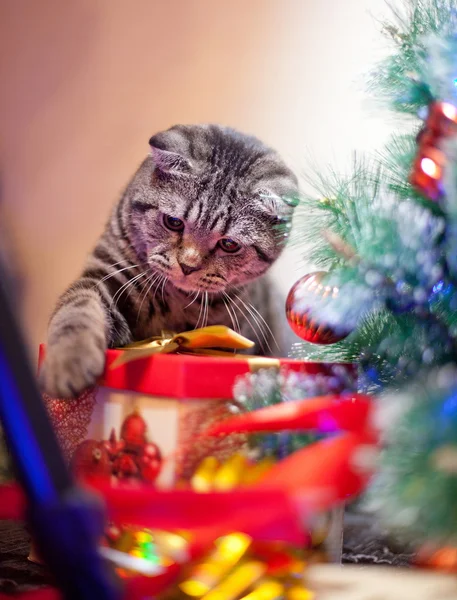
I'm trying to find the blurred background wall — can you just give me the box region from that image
[0,0,394,350]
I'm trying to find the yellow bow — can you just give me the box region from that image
[111,326,255,368]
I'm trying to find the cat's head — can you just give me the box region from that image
[127,124,298,294]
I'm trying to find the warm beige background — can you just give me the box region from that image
[0,0,393,350]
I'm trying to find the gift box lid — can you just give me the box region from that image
[38,345,356,400]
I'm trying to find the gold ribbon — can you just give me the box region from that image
[110,326,279,371]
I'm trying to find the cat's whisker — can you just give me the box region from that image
[234,303,267,353]
[111,272,146,308]
[184,290,200,310]
[93,264,140,289]
[234,293,279,351]
[136,272,159,323]
[232,292,273,349]
[151,279,161,303]
[151,273,167,302]
[161,276,168,302]
[195,291,205,330]
[105,258,132,269]
[222,292,240,334]
[222,293,238,334]
[222,297,235,332]
[230,295,270,353]
[204,291,210,328]
[201,292,206,329]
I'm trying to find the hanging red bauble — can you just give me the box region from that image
[71,440,111,479]
[285,271,351,345]
[410,129,446,201]
[120,409,147,451]
[427,101,457,137]
[410,101,457,201]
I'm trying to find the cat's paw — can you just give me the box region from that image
[40,332,107,399]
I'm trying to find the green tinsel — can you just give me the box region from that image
[232,367,355,457]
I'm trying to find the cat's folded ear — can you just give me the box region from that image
[149,133,192,175]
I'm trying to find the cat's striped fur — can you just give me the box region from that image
[41,124,299,398]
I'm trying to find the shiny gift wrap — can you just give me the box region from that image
[108,453,331,599]
[110,529,319,600]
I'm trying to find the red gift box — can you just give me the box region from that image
[39,346,354,400]
[39,345,356,485]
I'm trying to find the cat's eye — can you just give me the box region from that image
[163,214,185,232]
[218,238,241,253]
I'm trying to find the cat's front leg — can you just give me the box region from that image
[40,279,131,399]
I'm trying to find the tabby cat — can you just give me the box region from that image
[41,124,299,398]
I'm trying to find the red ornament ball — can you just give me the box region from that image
[143,442,162,461]
[139,457,162,484]
[285,271,351,345]
[138,441,162,483]
[71,440,111,479]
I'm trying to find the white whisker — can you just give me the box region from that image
[222,295,237,335]
[111,272,146,308]
[195,292,205,330]
[104,259,132,269]
[234,293,279,351]
[136,272,159,323]
[93,264,139,289]
[232,300,266,352]
[229,293,270,353]
[152,274,167,302]
[204,291,209,328]
[222,292,240,334]
[161,276,168,302]
[236,295,272,353]
[184,289,200,309]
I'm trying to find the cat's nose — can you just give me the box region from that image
[179,262,201,276]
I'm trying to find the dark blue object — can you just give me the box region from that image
[0,260,121,600]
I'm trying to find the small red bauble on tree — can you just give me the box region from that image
[410,101,457,201]
[286,271,352,345]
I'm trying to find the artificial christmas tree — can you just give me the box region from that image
[287,0,457,549]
